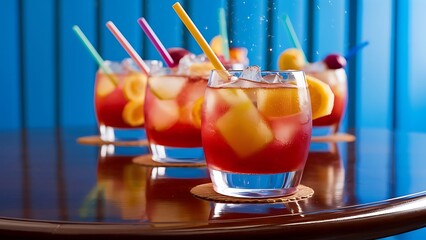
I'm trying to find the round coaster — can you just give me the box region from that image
[133,154,206,168]
[311,132,356,143]
[191,183,314,203]
[77,136,148,147]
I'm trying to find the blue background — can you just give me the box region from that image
[0,1,426,238]
[1,0,425,133]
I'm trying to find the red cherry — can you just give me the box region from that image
[167,47,192,67]
[323,53,347,69]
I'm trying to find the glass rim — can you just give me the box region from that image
[211,69,305,74]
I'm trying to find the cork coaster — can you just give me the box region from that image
[191,183,314,203]
[77,136,148,147]
[133,154,206,167]
[311,132,356,143]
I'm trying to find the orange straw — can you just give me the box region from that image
[105,21,150,74]
[172,2,226,71]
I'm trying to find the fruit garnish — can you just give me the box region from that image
[278,48,306,70]
[148,99,179,131]
[122,101,144,127]
[209,35,223,56]
[217,88,252,106]
[216,101,274,158]
[229,47,249,63]
[148,76,188,100]
[257,87,301,117]
[167,47,191,66]
[96,74,116,97]
[123,73,147,101]
[188,62,215,76]
[323,53,347,69]
[306,75,334,119]
[191,97,204,128]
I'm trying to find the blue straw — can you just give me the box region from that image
[345,41,369,60]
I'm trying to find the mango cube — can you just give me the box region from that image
[216,102,274,158]
[257,87,301,117]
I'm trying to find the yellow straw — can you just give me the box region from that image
[172,2,226,71]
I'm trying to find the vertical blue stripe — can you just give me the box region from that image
[23,0,56,128]
[396,0,426,132]
[269,0,308,70]
[357,0,393,129]
[144,0,185,61]
[60,0,97,127]
[309,0,350,131]
[100,0,143,62]
[311,0,348,61]
[346,0,361,129]
[0,0,22,130]
[228,0,268,68]
[185,0,222,55]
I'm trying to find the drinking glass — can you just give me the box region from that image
[94,59,162,142]
[202,69,312,198]
[144,66,208,163]
[307,68,347,134]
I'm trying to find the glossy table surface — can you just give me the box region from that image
[0,127,425,239]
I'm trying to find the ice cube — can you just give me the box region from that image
[176,54,196,74]
[122,58,163,74]
[104,60,123,73]
[274,122,297,144]
[177,53,210,75]
[122,58,139,72]
[262,73,284,83]
[239,66,262,82]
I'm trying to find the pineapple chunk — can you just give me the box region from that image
[216,102,274,158]
[217,88,252,106]
[148,76,188,100]
[257,87,301,117]
[148,99,179,131]
[96,74,116,97]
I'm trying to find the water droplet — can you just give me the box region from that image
[269,48,273,52]
[316,5,320,10]
[315,51,319,55]
[204,26,208,30]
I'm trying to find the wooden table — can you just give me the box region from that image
[0,127,425,239]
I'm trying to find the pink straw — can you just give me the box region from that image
[105,21,150,75]
[137,17,175,68]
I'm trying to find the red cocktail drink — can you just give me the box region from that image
[308,68,347,131]
[144,57,212,163]
[202,68,312,198]
[94,59,161,142]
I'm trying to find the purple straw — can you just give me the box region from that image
[137,17,175,68]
